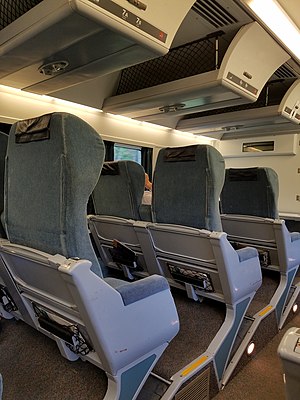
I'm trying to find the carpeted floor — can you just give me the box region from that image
[0,289,299,400]
[213,312,300,400]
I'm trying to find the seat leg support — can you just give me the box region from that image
[278,280,300,329]
[211,297,251,383]
[275,267,299,329]
[104,344,167,400]
[160,296,253,399]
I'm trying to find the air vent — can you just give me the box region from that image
[0,0,42,30]
[175,367,210,400]
[192,0,238,29]
[274,64,297,79]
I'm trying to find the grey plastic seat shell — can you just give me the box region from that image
[0,112,179,400]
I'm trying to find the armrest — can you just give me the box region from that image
[290,232,300,243]
[236,247,258,262]
[104,275,169,306]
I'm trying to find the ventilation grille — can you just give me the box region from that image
[0,0,43,30]
[175,367,210,400]
[274,64,298,79]
[192,0,238,28]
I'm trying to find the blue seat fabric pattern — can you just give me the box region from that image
[105,275,169,305]
[220,167,279,219]
[152,145,225,232]
[4,113,104,276]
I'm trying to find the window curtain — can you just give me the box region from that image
[141,147,153,180]
[0,123,12,135]
[103,140,114,161]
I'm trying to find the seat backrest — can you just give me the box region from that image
[152,144,225,231]
[4,112,104,276]
[0,132,8,238]
[92,160,145,220]
[220,167,279,219]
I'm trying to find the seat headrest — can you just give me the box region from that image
[4,112,105,275]
[92,160,145,220]
[0,131,8,238]
[220,167,279,219]
[152,144,225,231]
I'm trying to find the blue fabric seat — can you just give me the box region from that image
[0,132,8,238]
[148,145,261,304]
[220,167,300,329]
[89,160,154,279]
[0,112,179,400]
[92,160,146,220]
[146,144,262,383]
[152,144,225,231]
[220,167,279,218]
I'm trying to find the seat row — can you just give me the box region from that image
[88,132,300,387]
[0,112,299,399]
[89,148,300,326]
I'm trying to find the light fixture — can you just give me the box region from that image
[38,61,69,76]
[292,303,298,313]
[159,103,186,113]
[246,342,255,356]
[240,0,300,62]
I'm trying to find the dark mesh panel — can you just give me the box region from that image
[0,0,43,30]
[116,36,222,95]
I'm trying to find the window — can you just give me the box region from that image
[114,143,142,164]
[242,141,274,153]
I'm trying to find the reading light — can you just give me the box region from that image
[246,342,255,356]
[292,303,298,313]
[240,0,300,62]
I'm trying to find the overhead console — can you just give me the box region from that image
[0,0,195,94]
[177,79,300,139]
[103,22,290,126]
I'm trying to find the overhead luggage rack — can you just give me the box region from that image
[0,0,195,94]
[103,22,290,128]
[177,79,300,139]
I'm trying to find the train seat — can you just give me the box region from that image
[89,160,156,280]
[220,167,300,329]
[0,130,13,321]
[148,145,261,303]
[92,160,146,220]
[220,167,279,218]
[146,145,262,383]
[0,112,179,400]
[0,131,8,238]
[152,144,223,231]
